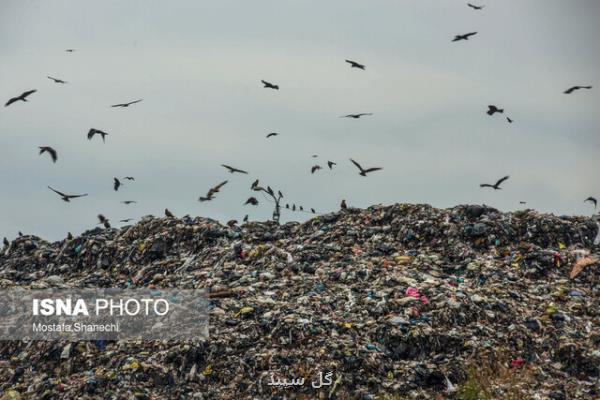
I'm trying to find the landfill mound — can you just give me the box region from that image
[0,204,599,400]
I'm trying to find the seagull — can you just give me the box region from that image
[487,105,504,115]
[266,132,279,138]
[350,159,383,176]
[345,60,365,70]
[327,161,336,169]
[199,181,228,202]
[564,85,592,94]
[221,164,248,174]
[121,200,137,205]
[5,90,37,107]
[111,99,142,108]
[123,177,135,181]
[165,209,175,218]
[311,165,322,174]
[261,80,279,90]
[341,113,373,119]
[452,32,477,42]
[584,196,597,209]
[245,197,259,206]
[480,175,509,190]
[467,3,484,10]
[341,199,347,209]
[87,129,109,142]
[48,186,88,202]
[120,218,134,223]
[39,146,57,163]
[113,178,121,191]
[47,76,67,84]
[97,214,111,229]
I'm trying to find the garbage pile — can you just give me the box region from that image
[1,204,598,399]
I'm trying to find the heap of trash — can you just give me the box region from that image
[1,203,599,399]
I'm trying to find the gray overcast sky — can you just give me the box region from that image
[1,0,599,241]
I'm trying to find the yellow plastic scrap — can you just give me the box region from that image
[122,359,140,372]
[544,306,557,316]
[342,322,353,329]
[138,243,146,252]
[202,364,213,376]
[558,242,566,250]
[1,390,21,400]
[235,307,254,317]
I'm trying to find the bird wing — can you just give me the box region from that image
[110,103,125,107]
[350,159,364,172]
[495,175,510,187]
[466,32,477,37]
[564,87,577,94]
[41,147,57,162]
[5,97,19,106]
[363,167,382,174]
[22,90,37,98]
[126,99,142,105]
[87,129,96,139]
[480,184,493,188]
[68,193,88,199]
[48,186,67,197]
[214,180,228,190]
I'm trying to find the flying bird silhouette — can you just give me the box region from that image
[97,214,111,229]
[507,117,513,123]
[350,159,383,176]
[48,186,88,202]
[120,218,134,223]
[487,105,504,115]
[311,208,316,214]
[341,113,373,119]
[245,197,259,206]
[261,80,279,90]
[39,146,57,163]
[165,209,175,218]
[111,99,143,108]
[480,175,509,190]
[65,49,75,52]
[266,132,279,138]
[47,76,67,84]
[584,196,597,208]
[221,164,248,174]
[452,32,477,42]
[5,90,37,107]
[311,165,322,174]
[113,178,121,191]
[564,85,592,94]
[467,3,484,10]
[199,181,228,202]
[519,201,527,205]
[327,161,336,169]
[87,129,109,142]
[121,200,137,205]
[345,60,365,70]
[243,215,249,222]
[123,177,135,181]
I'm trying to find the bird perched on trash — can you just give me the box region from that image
[111,99,142,108]
[165,208,175,218]
[39,146,57,163]
[584,196,597,209]
[266,132,279,138]
[121,200,137,205]
[564,85,592,94]
[3,237,9,247]
[452,32,477,42]
[97,214,111,229]
[222,164,248,174]
[67,232,73,240]
[245,197,259,206]
[243,215,249,222]
[48,186,88,202]
[480,175,509,190]
[47,76,67,84]
[327,161,337,169]
[345,60,365,70]
[487,105,504,115]
[311,165,322,174]
[311,208,316,214]
[261,80,279,90]
[341,113,373,119]
[199,181,228,202]
[350,159,383,176]
[299,206,304,211]
[123,176,135,181]
[113,178,121,191]
[341,199,347,209]
[467,3,484,10]
[292,204,296,211]
[87,128,109,142]
[5,90,36,107]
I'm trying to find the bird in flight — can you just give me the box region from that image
[452,32,477,42]
[480,175,509,190]
[48,186,88,202]
[311,208,316,214]
[487,105,504,115]
[113,178,122,191]
[243,215,249,223]
[111,99,143,108]
[467,3,484,10]
[311,165,322,174]
[121,200,137,205]
[39,146,58,163]
[97,214,111,229]
[165,209,175,218]
[345,60,365,70]
[120,218,134,223]
[519,201,527,205]
[327,161,337,169]
[245,197,259,206]
[584,196,597,209]
[87,129,109,142]
[507,117,513,123]
[341,113,373,119]
[123,176,135,181]
[564,85,592,94]
[5,90,37,107]
[47,76,67,84]
[65,49,75,52]
[199,181,228,202]
[266,132,279,138]
[350,159,383,176]
[261,80,279,90]
[221,164,248,174]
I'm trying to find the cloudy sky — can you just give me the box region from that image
[1,0,599,241]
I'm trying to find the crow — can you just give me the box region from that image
[199,181,228,202]
[299,206,304,211]
[564,85,592,94]
[245,197,259,206]
[480,175,509,190]
[487,105,504,115]
[251,179,259,190]
[111,99,143,108]
[278,190,283,199]
[261,80,279,90]
[341,113,373,119]
[5,90,37,107]
[222,164,248,174]
[584,196,597,209]
[97,214,111,229]
[341,199,347,209]
[311,208,316,214]
[350,159,383,176]
[47,76,67,84]
[87,129,109,142]
[67,232,73,240]
[266,186,274,196]
[467,3,484,10]
[345,60,365,70]
[113,178,121,191]
[39,146,58,163]
[285,204,289,209]
[48,186,88,202]
[327,161,336,169]
[452,32,477,42]
[3,237,9,247]
[243,215,249,222]
[292,204,296,211]
[311,165,322,174]
[165,208,175,218]
[121,200,137,205]
[266,132,279,138]
[123,177,135,181]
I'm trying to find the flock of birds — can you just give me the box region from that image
[2,2,598,243]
